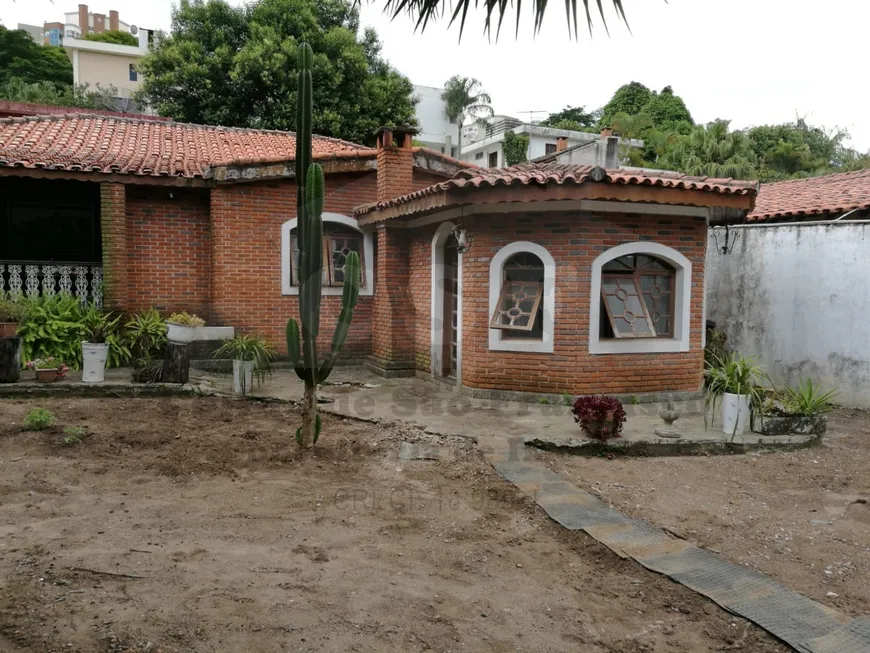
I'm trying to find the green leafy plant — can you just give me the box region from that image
[16,293,87,369]
[781,379,837,417]
[0,291,25,323]
[704,327,728,372]
[62,426,88,444]
[23,408,55,431]
[125,309,167,367]
[503,131,529,165]
[166,312,205,327]
[81,305,131,368]
[285,42,362,449]
[538,397,550,405]
[705,352,768,430]
[561,392,573,407]
[214,334,277,387]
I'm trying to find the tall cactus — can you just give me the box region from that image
[286,42,361,448]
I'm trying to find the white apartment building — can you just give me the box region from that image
[412,85,461,157]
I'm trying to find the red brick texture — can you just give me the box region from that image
[208,173,378,358]
[416,212,707,395]
[370,226,415,369]
[99,182,129,312]
[125,186,211,318]
[377,147,414,202]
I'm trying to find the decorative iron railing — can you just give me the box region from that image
[0,261,103,307]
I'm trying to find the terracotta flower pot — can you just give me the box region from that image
[0,322,17,338]
[35,369,58,383]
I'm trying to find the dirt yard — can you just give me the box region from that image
[0,397,788,653]
[541,408,870,620]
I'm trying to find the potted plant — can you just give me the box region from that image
[572,395,627,441]
[126,309,167,382]
[166,312,205,345]
[214,334,276,394]
[0,292,25,338]
[756,379,836,436]
[26,357,69,383]
[705,352,767,436]
[81,306,122,384]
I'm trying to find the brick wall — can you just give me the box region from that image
[125,186,211,317]
[209,172,377,358]
[421,211,707,395]
[413,170,447,190]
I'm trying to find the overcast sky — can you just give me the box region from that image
[4,0,868,150]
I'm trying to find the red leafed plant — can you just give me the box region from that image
[572,395,626,441]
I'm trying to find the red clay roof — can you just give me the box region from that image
[0,114,368,179]
[748,169,870,221]
[355,163,758,217]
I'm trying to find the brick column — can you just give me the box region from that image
[376,127,415,202]
[367,224,415,376]
[99,182,129,312]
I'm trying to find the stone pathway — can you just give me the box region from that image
[480,435,870,653]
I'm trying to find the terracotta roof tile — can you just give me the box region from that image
[0,114,367,179]
[748,169,870,221]
[355,163,758,217]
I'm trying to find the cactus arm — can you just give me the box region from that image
[317,250,360,382]
[285,318,310,382]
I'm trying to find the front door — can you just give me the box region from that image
[441,235,459,378]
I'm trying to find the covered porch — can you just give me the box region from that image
[0,177,103,305]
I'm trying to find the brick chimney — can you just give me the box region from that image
[600,127,614,139]
[78,4,88,31]
[93,13,106,33]
[376,126,417,203]
[556,137,569,153]
[109,10,119,31]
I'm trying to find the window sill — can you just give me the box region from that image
[282,285,373,297]
[589,337,689,355]
[488,329,553,353]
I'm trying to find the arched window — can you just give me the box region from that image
[281,213,374,296]
[589,242,691,354]
[488,242,555,353]
[600,254,675,339]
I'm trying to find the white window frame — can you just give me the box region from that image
[488,241,555,353]
[589,241,692,354]
[281,213,374,296]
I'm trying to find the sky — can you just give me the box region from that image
[3,0,868,150]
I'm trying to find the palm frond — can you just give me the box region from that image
[373,0,634,40]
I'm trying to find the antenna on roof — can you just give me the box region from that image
[516,110,551,123]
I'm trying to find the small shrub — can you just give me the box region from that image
[62,426,88,444]
[24,408,55,431]
[572,395,626,441]
[561,392,573,407]
[781,379,837,416]
[167,312,205,327]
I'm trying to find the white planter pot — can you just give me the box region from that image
[166,322,197,345]
[81,342,109,384]
[233,359,254,394]
[722,392,751,435]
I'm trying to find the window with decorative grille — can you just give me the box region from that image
[490,252,545,339]
[289,225,364,287]
[599,254,675,339]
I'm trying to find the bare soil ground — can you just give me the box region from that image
[541,408,870,620]
[0,397,788,653]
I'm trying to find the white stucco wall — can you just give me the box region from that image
[413,85,459,154]
[706,221,870,407]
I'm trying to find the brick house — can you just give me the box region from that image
[0,115,758,397]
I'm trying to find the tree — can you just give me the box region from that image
[503,131,529,165]
[0,78,119,110]
[609,111,653,165]
[286,43,361,449]
[640,86,693,133]
[659,120,758,180]
[540,105,596,132]
[137,0,417,146]
[83,30,138,46]
[0,26,72,88]
[597,82,652,130]
[383,0,630,40]
[441,75,493,154]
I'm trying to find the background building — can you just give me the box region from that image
[412,85,460,157]
[41,5,131,47]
